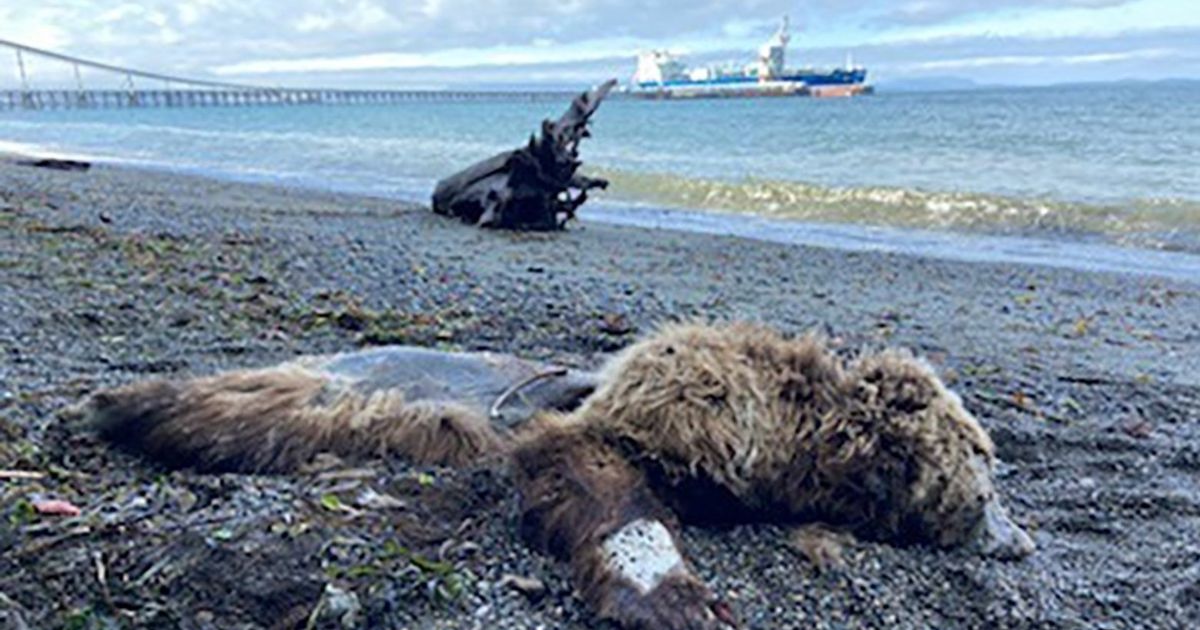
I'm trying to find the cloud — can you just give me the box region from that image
[290,2,400,35]
[845,25,1200,85]
[0,6,74,50]
[211,39,646,75]
[869,0,1134,26]
[905,47,1176,71]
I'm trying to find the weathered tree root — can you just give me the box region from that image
[431,79,617,231]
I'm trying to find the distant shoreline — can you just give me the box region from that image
[4,145,1200,283]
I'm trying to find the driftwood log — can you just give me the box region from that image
[15,158,91,172]
[432,79,617,230]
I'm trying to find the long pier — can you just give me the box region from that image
[0,38,578,110]
[0,88,580,110]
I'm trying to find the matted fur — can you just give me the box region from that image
[89,364,502,473]
[571,322,998,547]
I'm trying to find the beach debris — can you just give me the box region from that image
[0,470,45,481]
[32,499,82,517]
[307,584,361,630]
[317,493,365,518]
[15,158,91,172]
[354,488,406,511]
[499,573,547,600]
[432,79,617,230]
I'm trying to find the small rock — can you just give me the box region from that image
[169,310,195,328]
[193,610,216,630]
[77,311,104,327]
[33,499,81,517]
[322,584,361,629]
[598,313,633,336]
[354,488,406,510]
[335,310,369,332]
[1121,417,1153,439]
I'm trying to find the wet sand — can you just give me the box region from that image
[2,156,1199,629]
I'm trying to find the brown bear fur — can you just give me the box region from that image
[88,345,597,473]
[83,322,1032,630]
[504,322,1030,628]
[90,364,501,473]
[570,322,999,548]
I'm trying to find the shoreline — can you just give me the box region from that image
[4,139,1200,281]
[4,151,1199,387]
[2,154,1200,628]
[588,202,1200,283]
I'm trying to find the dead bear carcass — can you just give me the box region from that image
[83,322,1035,630]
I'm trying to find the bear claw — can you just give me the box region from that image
[973,498,1036,560]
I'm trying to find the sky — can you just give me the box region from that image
[2,0,1199,89]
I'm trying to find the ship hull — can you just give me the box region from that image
[782,68,867,86]
[631,69,869,100]
[807,84,874,98]
[632,81,806,100]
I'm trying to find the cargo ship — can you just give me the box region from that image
[630,17,870,99]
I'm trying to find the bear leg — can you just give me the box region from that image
[512,423,733,630]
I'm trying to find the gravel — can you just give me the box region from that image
[1,156,1199,629]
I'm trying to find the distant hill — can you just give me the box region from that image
[872,76,982,93]
[873,76,1200,94]
[1058,77,1200,89]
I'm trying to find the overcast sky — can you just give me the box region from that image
[3,0,1199,89]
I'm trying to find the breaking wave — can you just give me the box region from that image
[591,167,1200,253]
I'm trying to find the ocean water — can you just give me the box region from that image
[2,82,1199,279]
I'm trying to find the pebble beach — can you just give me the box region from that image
[2,155,1199,629]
